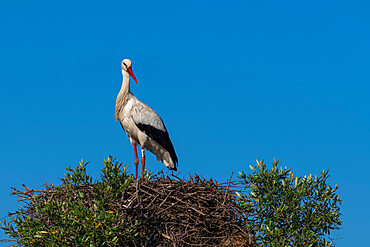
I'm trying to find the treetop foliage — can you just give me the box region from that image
[1,158,342,246]
[238,159,342,246]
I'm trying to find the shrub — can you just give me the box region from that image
[0,157,137,246]
[238,160,342,246]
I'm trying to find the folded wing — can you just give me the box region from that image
[131,99,178,168]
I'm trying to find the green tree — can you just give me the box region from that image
[238,160,342,246]
[0,157,138,246]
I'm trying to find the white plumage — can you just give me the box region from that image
[115,59,178,179]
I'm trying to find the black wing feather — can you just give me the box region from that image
[135,123,178,170]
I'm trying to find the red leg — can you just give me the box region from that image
[133,144,139,179]
[141,148,146,179]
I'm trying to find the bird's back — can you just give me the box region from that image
[130,96,178,169]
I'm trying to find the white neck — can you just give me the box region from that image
[115,70,131,120]
[119,70,131,94]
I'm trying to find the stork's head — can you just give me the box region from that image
[121,59,138,85]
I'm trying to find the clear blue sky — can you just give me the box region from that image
[1,1,369,245]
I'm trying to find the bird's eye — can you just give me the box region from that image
[122,62,127,68]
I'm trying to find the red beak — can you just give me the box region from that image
[127,67,138,85]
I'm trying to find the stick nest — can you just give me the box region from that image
[10,173,254,246]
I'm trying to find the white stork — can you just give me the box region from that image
[115,59,178,179]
